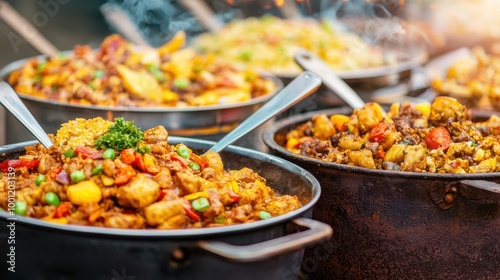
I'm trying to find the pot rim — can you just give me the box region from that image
[0,137,320,238]
[0,53,283,113]
[263,107,500,180]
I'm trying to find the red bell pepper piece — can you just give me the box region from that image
[53,202,72,218]
[182,199,200,221]
[157,189,167,201]
[190,153,208,169]
[75,146,103,159]
[48,166,63,179]
[228,190,240,203]
[0,159,40,172]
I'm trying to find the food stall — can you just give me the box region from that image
[1,0,500,279]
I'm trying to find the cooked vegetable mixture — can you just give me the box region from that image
[431,46,500,110]
[193,16,392,75]
[0,118,300,229]
[283,96,500,173]
[8,32,277,107]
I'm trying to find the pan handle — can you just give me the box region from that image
[429,179,500,209]
[197,218,332,262]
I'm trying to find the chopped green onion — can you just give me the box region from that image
[191,197,210,212]
[188,161,200,171]
[63,149,75,158]
[215,214,226,224]
[102,148,115,160]
[173,78,190,89]
[35,174,46,186]
[70,170,85,183]
[239,50,252,62]
[14,201,27,216]
[33,75,42,82]
[258,210,272,220]
[147,64,165,82]
[176,145,190,159]
[37,61,46,72]
[45,192,60,206]
[91,165,102,176]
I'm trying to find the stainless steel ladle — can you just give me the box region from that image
[0,81,53,148]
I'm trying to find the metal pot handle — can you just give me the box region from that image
[429,179,500,209]
[197,218,332,262]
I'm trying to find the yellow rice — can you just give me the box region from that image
[54,117,112,150]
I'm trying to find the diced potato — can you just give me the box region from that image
[312,115,335,140]
[384,144,406,164]
[330,114,350,131]
[348,150,376,169]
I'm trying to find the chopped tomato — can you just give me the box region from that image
[182,199,200,221]
[377,148,385,159]
[369,122,392,142]
[190,153,208,169]
[171,154,188,168]
[53,202,72,218]
[0,159,39,172]
[115,165,136,185]
[134,152,147,172]
[425,127,452,150]
[48,166,63,179]
[228,190,239,203]
[75,146,103,159]
[120,148,136,165]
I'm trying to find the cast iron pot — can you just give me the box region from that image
[0,56,283,152]
[263,107,500,280]
[0,138,332,280]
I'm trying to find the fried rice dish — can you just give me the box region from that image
[0,118,300,229]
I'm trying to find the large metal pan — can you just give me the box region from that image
[276,46,428,118]
[0,56,283,151]
[0,137,331,280]
[263,107,500,280]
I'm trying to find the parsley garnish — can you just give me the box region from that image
[95,118,144,151]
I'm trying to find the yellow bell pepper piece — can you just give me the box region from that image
[286,138,301,150]
[116,65,163,103]
[67,181,102,205]
[230,180,240,193]
[183,191,209,201]
[100,175,115,187]
[158,30,186,56]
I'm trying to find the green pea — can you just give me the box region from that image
[35,174,46,186]
[191,197,210,212]
[258,210,272,220]
[91,165,102,176]
[45,192,60,206]
[70,170,85,183]
[63,149,75,158]
[14,201,27,216]
[176,145,190,159]
[173,78,190,89]
[102,148,115,160]
[188,161,200,171]
[37,61,46,72]
[94,69,104,79]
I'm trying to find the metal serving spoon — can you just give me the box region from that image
[294,49,366,110]
[0,81,53,148]
[208,71,322,153]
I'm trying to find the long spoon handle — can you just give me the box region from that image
[0,1,59,57]
[208,71,322,153]
[0,82,53,148]
[294,49,366,110]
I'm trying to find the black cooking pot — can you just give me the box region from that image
[0,138,332,280]
[263,107,500,280]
